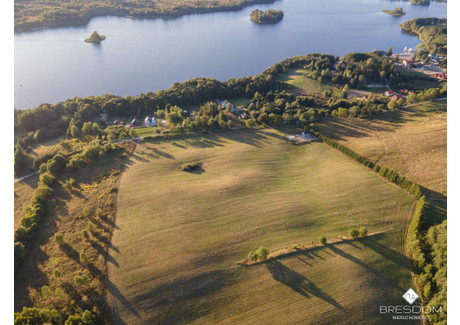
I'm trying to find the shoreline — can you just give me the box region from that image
[14,0,279,33]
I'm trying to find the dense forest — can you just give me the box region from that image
[14,0,279,32]
[249,9,284,24]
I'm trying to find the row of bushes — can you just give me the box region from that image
[311,131,374,167]
[407,196,428,272]
[373,165,423,198]
[14,307,94,325]
[310,129,423,198]
[249,228,369,262]
[66,143,115,171]
[14,172,55,271]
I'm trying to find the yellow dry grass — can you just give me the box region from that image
[106,127,416,324]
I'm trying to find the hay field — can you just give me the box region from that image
[317,100,447,212]
[106,127,416,324]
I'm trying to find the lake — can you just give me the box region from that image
[14,0,446,109]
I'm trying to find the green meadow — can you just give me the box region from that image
[106,127,416,324]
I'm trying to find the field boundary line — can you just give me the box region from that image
[238,231,385,266]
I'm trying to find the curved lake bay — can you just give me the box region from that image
[14,0,446,109]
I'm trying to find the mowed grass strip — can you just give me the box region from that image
[107,127,415,324]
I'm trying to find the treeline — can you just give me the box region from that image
[407,197,446,324]
[14,0,278,32]
[249,9,284,24]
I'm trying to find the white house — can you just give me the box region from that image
[144,116,158,127]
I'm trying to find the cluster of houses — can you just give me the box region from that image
[383,89,415,100]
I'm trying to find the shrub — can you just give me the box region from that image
[64,178,76,191]
[46,154,67,175]
[359,227,368,237]
[256,247,269,260]
[349,228,360,239]
[291,244,298,249]
[82,230,90,240]
[79,252,89,264]
[248,251,258,261]
[54,233,64,245]
[64,310,94,325]
[41,286,52,299]
[180,163,200,171]
[55,288,66,299]
[33,185,54,204]
[53,269,62,279]
[320,236,327,245]
[95,208,103,218]
[15,226,30,244]
[39,172,55,187]
[73,274,89,286]
[87,222,95,233]
[82,208,90,218]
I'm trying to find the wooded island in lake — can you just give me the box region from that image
[382,7,406,16]
[85,31,106,43]
[249,9,284,24]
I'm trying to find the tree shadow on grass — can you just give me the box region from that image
[171,142,187,149]
[130,269,232,324]
[293,255,312,266]
[327,243,404,291]
[216,129,270,148]
[106,280,141,320]
[151,148,175,160]
[356,235,411,271]
[59,243,80,263]
[14,247,49,311]
[266,260,343,310]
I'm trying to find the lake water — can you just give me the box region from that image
[14,0,446,109]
